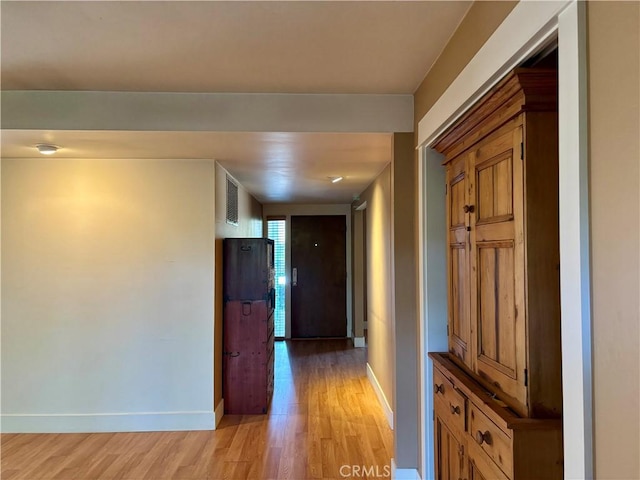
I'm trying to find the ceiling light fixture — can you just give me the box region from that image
[331,176,343,184]
[36,144,59,155]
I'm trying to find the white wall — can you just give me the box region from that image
[262,204,352,339]
[214,162,263,410]
[1,158,216,432]
[215,163,264,241]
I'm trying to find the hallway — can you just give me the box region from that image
[1,340,394,480]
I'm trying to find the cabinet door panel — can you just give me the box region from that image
[435,411,465,480]
[476,152,513,223]
[450,175,466,228]
[450,244,469,362]
[446,155,471,367]
[469,127,527,414]
[477,242,517,375]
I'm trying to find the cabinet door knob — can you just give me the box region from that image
[450,404,461,415]
[434,383,444,394]
[475,430,491,445]
[463,204,475,213]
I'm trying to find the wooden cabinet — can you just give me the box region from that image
[446,154,472,367]
[223,237,275,304]
[430,69,563,479]
[223,238,275,414]
[430,354,563,480]
[435,401,466,480]
[467,441,509,480]
[468,126,527,413]
[434,366,467,480]
[434,69,562,419]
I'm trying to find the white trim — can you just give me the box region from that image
[367,362,393,429]
[392,458,422,480]
[416,1,593,479]
[214,399,224,429]
[558,3,593,479]
[0,411,215,433]
[417,0,571,148]
[418,147,427,480]
[417,147,448,480]
[353,336,366,348]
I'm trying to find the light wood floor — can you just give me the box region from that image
[1,340,393,479]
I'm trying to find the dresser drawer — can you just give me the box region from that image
[469,402,512,478]
[433,367,466,434]
[468,439,510,480]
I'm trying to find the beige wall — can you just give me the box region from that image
[352,209,365,339]
[411,2,516,468]
[413,0,640,476]
[359,164,394,409]
[214,163,263,407]
[1,158,216,432]
[588,2,640,478]
[413,0,517,130]
[391,132,419,467]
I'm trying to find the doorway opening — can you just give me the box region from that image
[418,3,592,477]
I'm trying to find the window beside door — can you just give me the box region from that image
[267,218,286,337]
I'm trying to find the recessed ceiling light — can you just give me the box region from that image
[330,176,344,184]
[36,144,59,155]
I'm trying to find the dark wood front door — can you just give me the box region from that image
[291,215,347,338]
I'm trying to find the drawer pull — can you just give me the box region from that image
[475,430,492,446]
[434,383,444,394]
[450,404,461,415]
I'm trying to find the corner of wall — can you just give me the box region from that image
[213,163,264,407]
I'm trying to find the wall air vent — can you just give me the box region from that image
[226,175,239,226]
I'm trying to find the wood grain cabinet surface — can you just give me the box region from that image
[223,238,275,414]
[431,353,563,480]
[430,68,563,479]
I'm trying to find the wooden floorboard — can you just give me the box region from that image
[1,340,393,479]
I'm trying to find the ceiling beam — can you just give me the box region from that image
[2,91,413,133]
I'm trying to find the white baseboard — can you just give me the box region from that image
[0,411,215,433]
[366,362,394,429]
[214,399,224,429]
[391,459,421,480]
[354,336,366,348]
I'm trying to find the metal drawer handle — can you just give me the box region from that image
[475,430,492,446]
[434,383,444,394]
[450,404,461,415]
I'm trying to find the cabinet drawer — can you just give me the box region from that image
[469,403,512,478]
[433,368,466,434]
[468,440,510,480]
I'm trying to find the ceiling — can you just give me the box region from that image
[0,1,472,204]
[0,130,391,204]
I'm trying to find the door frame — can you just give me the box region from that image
[262,204,353,340]
[417,1,592,479]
